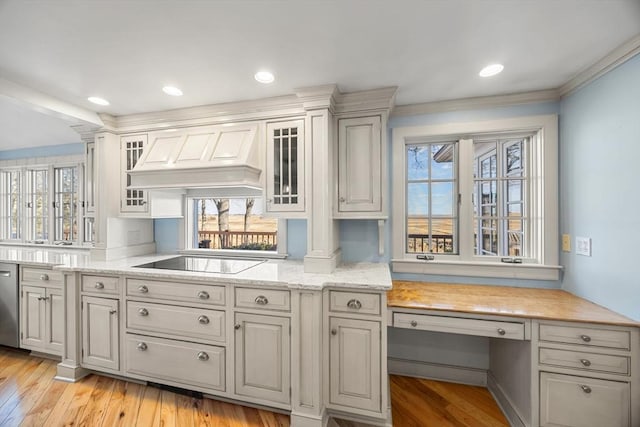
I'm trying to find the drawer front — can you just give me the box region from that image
[126,301,225,343]
[125,334,225,391]
[540,372,630,427]
[235,288,290,311]
[394,312,525,340]
[539,347,629,375]
[539,324,630,350]
[329,291,380,316]
[82,275,120,295]
[126,278,225,306]
[21,267,63,287]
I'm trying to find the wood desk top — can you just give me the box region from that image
[388,281,639,327]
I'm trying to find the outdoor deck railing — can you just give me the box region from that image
[198,230,277,250]
[407,234,454,253]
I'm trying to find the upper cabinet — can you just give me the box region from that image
[335,115,386,218]
[265,119,305,215]
[120,134,149,214]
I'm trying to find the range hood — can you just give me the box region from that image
[128,123,262,194]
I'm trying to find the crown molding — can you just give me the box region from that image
[559,34,640,97]
[334,86,397,115]
[392,89,560,117]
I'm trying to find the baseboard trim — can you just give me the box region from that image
[487,372,527,427]
[388,357,487,386]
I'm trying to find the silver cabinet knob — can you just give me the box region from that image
[254,295,268,305]
[197,351,209,361]
[198,291,210,300]
[410,320,418,327]
[137,342,147,351]
[40,274,49,281]
[138,285,149,293]
[339,197,346,202]
[138,308,149,316]
[580,334,591,343]
[580,385,592,394]
[234,324,241,330]
[94,282,104,289]
[497,328,506,336]
[198,315,210,325]
[331,328,337,335]
[109,309,117,315]
[580,359,591,367]
[347,299,362,310]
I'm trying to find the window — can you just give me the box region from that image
[0,170,21,240]
[25,168,48,242]
[392,115,559,280]
[186,197,282,254]
[53,166,78,242]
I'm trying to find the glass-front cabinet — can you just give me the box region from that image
[120,134,148,214]
[265,119,305,214]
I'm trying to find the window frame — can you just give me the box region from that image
[391,115,560,280]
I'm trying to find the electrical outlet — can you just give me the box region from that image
[576,236,591,256]
[562,234,571,252]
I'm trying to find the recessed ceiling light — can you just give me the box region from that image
[254,71,275,84]
[87,96,109,106]
[479,64,504,77]
[162,86,183,96]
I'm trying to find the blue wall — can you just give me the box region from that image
[0,142,84,159]
[559,54,640,321]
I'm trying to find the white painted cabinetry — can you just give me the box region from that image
[19,266,64,355]
[120,134,149,214]
[82,295,119,371]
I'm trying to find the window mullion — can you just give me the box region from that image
[458,138,474,261]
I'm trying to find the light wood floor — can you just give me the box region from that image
[0,347,508,427]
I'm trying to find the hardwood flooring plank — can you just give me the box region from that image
[18,374,68,427]
[174,394,196,427]
[112,381,145,427]
[158,389,177,427]
[201,397,230,427]
[0,357,41,409]
[136,385,162,427]
[0,358,49,426]
[74,375,116,427]
[50,374,100,427]
[0,361,57,427]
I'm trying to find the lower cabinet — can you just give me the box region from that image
[329,316,381,412]
[20,285,64,355]
[235,312,290,404]
[82,296,119,371]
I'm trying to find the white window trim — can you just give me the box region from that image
[391,114,561,281]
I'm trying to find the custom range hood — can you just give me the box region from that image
[128,123,262,195]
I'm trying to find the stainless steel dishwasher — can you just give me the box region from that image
[0,263,19,348]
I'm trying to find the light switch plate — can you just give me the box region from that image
[562,234,571,252]
[576,236,591,256]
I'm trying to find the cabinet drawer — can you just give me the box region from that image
[235,288,290,311]
[21,267,63,287]
[539,347,629,375]
[540,372,630,427]
[82,275,119,295]
[394,312,525,340]
[539,324,630,350]
[125,334,225,392]
[126,278,225,306]
[329,291,380,316]
[126,301,225,343]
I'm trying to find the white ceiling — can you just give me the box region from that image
[0,0,639,149]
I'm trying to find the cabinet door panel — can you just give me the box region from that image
[21,286,45,349]
[329,317,381,412]
[120,134,148,214]
[265,120,305,213]
[45,288,64,354]
[235,313,290,404]
[82,296,119,371]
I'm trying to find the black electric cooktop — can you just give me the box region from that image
[133,256,265,274]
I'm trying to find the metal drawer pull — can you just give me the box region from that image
[137,342,147,351]
[331,328,337,335]
[580,334,591,343]
[347,299,362,310]
[198,291,210,300]
[580,385,592,394]
[37,296,49,301]
[339,197,346,202]
[40,274,49,281]
[138,308,149,316]
[198,315,210,325]
[109,309,117,315]
[234,324,241,330]
[410,320,418,327]
[138,285,149,293]
[580,359,591,367]
[94,282,104,289]
[497,328,506,336]
[255,295,269,305]
[197,351,209,361]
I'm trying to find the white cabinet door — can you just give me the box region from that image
[337,116,382,214]
[540,372,630,427]
[120,134,148,214]
[44,287,64,354]
[20,286,45,349]
[235,313,290,404]
[82,296,119,371]
[329,317,381,412]
[265,120,305,213]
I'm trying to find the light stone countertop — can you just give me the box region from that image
[0,246,391,291]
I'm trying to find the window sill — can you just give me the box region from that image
[391,259,562,281]
[179,248,287,260]
[0,241,91,251]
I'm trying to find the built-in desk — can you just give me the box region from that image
[387,281,639,427]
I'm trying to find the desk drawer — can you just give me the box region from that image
[21,266,63,287]
[539,347,629,375]
[127,278,225,306]
[82,275,119,295]
[235,287,290,311]
[394,312,525,340]
[329,291,380,316]
[539,324,630,350]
